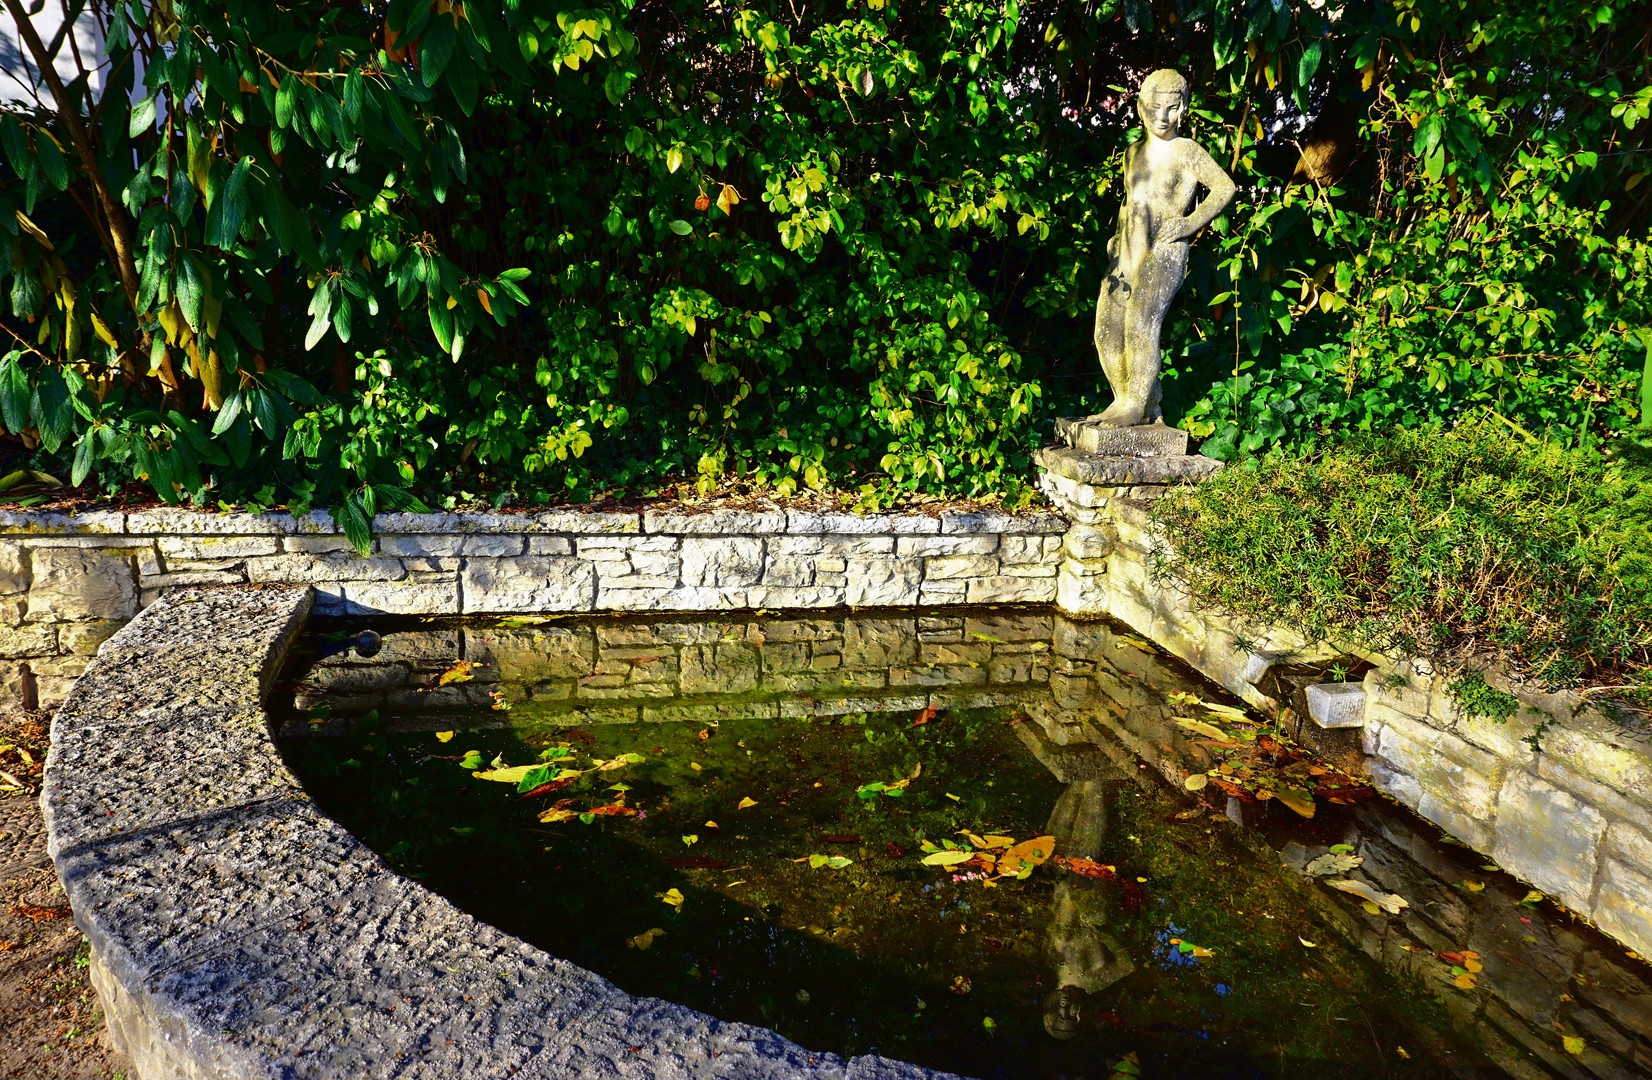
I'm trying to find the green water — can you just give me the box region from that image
[277,611,1499,1079]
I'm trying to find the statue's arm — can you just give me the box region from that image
[1162,144,1237,243]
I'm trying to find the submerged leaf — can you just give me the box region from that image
[738,796,758,809]
[435,730,455,743]
[922,850,976,867]
[1184,773,1209,791]
[1328,879,1409,914]
[437,660,478,686]
[627,927,666,950]
[1562,1035,1586,1055]
[1175,719,1227,740]
[1304,852,1363,876]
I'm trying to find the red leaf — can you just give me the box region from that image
[1055,856,1118,881]
[519,778,577,800]
[913,704,939,727]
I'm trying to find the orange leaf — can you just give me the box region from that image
[913,704,938,726]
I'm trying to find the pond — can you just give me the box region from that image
[274,608,1652,1080]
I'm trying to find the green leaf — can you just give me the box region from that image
[34,135,67,191]
[429,297,454,352]
[175,254,208,332]
[0,359,29,433]
[205,158,253,248]
[275,75,298,129]
[31,369,72,453]
[129,93,158,137]
[212,389,245,435]
[669,219,693,236]
[70,433,97,487]
[337,492,373,556]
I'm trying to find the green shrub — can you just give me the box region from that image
[1148,422,1652,700]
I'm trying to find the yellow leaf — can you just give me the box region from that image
[1453,972,1478,989]
[438,660,477,686]
[1275,789,1316,819]
[958,830,989,848]
[1175,719,1227,740]
[1563,1035,1585,1055]
[477,288,493,315]
[1201,701,1249,721]
[1299,938,1318,948]
[538,808,579,823]
[1464,958,1483,973]
[14,210,53,250]
[1189,945,1215,958]
[716,183,740,215]
[628,928,666,950]
[660,888,685,910]
[1462,880,1486,892]
[704,820,719,828]
[1328,879,1409,914]
[980,835,1015,849]
[997,835,1056,876]
[473,765,535,783]
[435,731,455,743]
[738,796,757,809]
[1521,890,1545,904]
[1185,773,1209,791]
[90,311,119,348]
[922,850,976,867]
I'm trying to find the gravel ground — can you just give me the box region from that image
[0,714,130,1080]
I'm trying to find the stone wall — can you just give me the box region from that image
[0,506,1066,710]
[1040,472,1652,966]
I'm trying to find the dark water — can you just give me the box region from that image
[275,609,1652,1080]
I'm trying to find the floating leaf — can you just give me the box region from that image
[980,834,1015,849]
[659,888,685,910]
[458,750,485,769]
[913,703,938,726]
[809,853,829,869]
[738,796,758,809]
[981,1016,997,1034]
[1453,972,1478,989]
[1166,691,1200,706]
[437,660,478,686]
[1562,1035,1586,1055]
[1275,789,1316,818]
[681,834,699,847]
[997,836,1056,877]
[1521,890,1545,905]
[1328,844,1356,854]
[473,764,536,783]
[435,731,455,743]
[704,820,718,828]
[922,850,976,867]
[595,753,646,771]
[1201,701,1249,720]
[539,807,579,823]
[1055,856,1117,880]
[1300,938,1318,947]
[1175,719,1227,740]
[1305,852,1363,876]
[1185,773,1209,791]
[1328,879,1409,914]
[1463,880,1487,892]
[627,928,666,950]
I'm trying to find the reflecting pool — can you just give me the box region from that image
[276,608,1652,1080]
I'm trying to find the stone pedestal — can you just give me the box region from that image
[1035,419,1223,616]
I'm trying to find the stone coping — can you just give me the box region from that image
[40,586,967,1080]
[0,507,1069,538]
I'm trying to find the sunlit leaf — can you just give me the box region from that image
[922,850,976,867]
[1305,852,1362,876]
[1328,879,1409,914]
[1563,1035,1586,1055]
[438,660,478,686]
[1176,719,1227,740]
[473,764,536,783]
[660,888,685,910]
[627,928,666,950]
[738,796,757,809]
[435,731,455,743]
[1184,773,1209,791]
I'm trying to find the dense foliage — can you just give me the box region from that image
[0,0,1648,523]
[1148,422,1652,698]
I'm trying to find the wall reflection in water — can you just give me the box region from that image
[285,608,1652,1079]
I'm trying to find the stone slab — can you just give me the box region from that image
[1055,418,1191,457]
[1035,445,1223,486]
[1306,682,1368,728]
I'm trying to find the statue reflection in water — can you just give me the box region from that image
[1017,714,1138,1040]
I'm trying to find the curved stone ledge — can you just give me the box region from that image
[41,586,965,1080]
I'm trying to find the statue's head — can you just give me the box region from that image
[1137,69,1189,141]
[1042,986,1085,1040]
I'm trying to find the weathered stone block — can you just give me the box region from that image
[1306,682,1367,728]
[462,534,528,557]
[1495,772,1608,912]
[645,511,786,534]
[785,511,931,534]
[0,510,124,534]
[845,557,922,607]
[528,536,574,555]
[681,537,764,587]
[345,578,461,615]
[680,642,761,694]
[748,586,846,609]
[967,575,1057,604]
[578,534,680,551]
[26,548,136,622]
[282,535,357,554]
[158,536,279,560]
[462,556,596,612]
[939,510,1067,534]
[924,554,999,580]
[141,570,248,589]
[61,622,119,655]
[999,534,1060,564]
[768,535,896,557]
[763,555,817,588]
[1544,725,1652,810]
[1593,860,1652,961]
[1062,524,1118,561]
[896,535,998,558]
[0,623,56,656]
[379,534,465,557]
[526,510,642,533]
[0,542,27,594]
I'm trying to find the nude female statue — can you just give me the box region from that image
[1092,69,1237,428]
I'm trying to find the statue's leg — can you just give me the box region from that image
[1093,266,1137,426]
[1093,266,1129,421]
[1120,242,1189,426]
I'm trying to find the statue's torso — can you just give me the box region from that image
[1115,139,1200,270]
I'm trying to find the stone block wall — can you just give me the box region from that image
[1039,471,1652,963]
[0,507,1067,711]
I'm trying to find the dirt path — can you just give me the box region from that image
[0,715,129,1080]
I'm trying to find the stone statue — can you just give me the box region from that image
[1090,69,1237,429]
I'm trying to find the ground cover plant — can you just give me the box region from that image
[0,0,1646,516]
[1148,420,1652,702]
